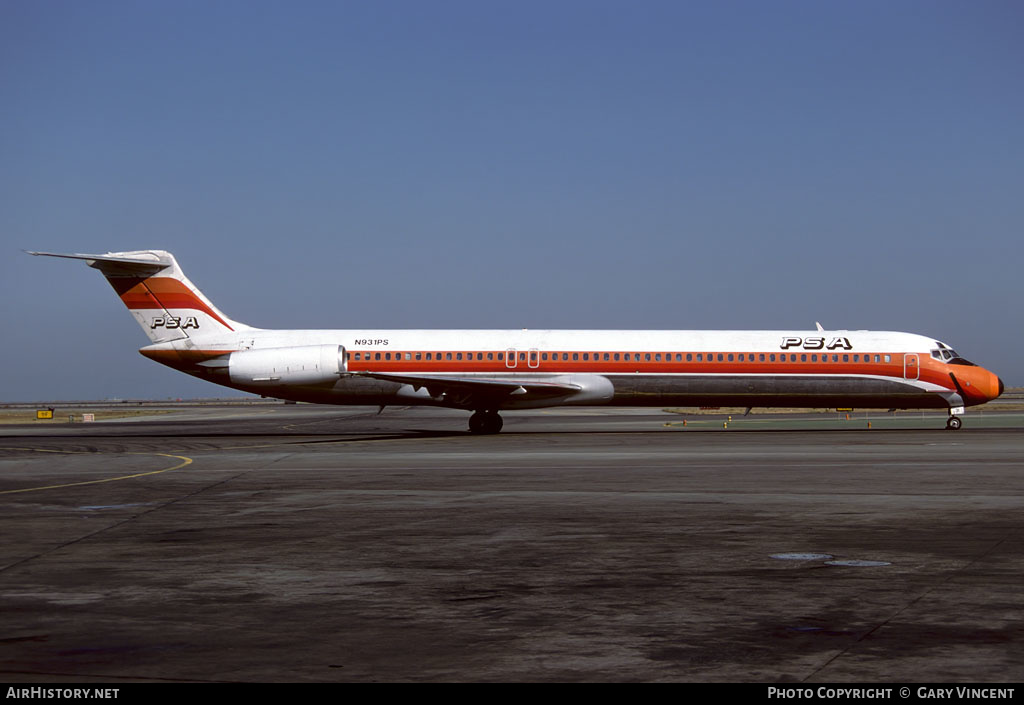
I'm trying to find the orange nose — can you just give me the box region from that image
[979,369,1004,402]
[952,367,1003,405]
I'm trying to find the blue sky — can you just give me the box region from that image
[2,0,1021,400]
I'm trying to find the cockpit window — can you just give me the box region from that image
[948,357,977,366]
[932,345,976,366]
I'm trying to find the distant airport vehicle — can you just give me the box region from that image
[30,250,1003,432]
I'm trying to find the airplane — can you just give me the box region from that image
[29,249,1003,432]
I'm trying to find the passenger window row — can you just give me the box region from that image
[348,351,894,364]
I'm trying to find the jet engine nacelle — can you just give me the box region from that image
[228,344,346,386]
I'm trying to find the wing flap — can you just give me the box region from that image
[352,371,581,407]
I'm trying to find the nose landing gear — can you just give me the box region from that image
[946,404,965,430]
[468,410,503,434]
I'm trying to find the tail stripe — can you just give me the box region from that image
[116,277,235,330]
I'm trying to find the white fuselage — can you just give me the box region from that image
[140,327,999,412]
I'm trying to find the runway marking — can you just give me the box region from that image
[0,449,193,495]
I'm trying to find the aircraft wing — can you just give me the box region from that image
[351,371,581,408]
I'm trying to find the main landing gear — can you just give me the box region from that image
[468,410,503,434]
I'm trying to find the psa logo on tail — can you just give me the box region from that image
[151,316,199,330]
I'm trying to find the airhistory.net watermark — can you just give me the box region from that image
[6,689,119,699]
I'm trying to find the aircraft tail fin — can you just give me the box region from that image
[27,250,253,344]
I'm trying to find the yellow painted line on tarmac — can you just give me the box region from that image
[0,450,193,495]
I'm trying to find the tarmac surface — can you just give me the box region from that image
[1,404,1022,682]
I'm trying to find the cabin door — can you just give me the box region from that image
[904,354,919,380]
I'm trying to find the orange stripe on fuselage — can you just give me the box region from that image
[140,346,999,405]
[349,350,961,393]
[112,277,233,330]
